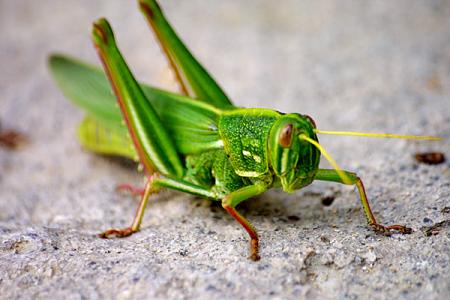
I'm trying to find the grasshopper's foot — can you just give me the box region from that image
[370,223,412,236]
[249,239,260,261]
[115,183,145,196]
[99,227,136,238]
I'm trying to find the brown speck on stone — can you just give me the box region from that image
[414,152,445,165]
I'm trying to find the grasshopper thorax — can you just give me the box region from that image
[268,114,320,192]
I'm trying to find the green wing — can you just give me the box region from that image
[78,116,136,159]
[49,54,223,157]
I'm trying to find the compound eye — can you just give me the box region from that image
[279,124,293,147]
[304,115,317,129]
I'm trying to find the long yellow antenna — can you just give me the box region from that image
[299,134,352,184]
[315,130,442,141]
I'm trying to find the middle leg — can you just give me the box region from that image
[221,184,267,261]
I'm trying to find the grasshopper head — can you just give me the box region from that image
[269,114,320,192]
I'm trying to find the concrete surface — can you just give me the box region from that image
[1,1,449,299]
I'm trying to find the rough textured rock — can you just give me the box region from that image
[1,1,449,299]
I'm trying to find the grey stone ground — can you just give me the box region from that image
[1,1,449,299]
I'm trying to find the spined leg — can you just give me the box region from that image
[138,0,233,109]
[315,169,412,235]
[221,184,267,261]
[92,18,184,178]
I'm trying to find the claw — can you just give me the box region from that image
[386,224,413,234]
[370,223,412,236]
[99,227,135,238]
[249,239,260,261]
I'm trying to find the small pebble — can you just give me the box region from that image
[414,152,445,165]
[423,217,433,224]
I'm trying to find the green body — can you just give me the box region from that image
[50,54,320,197]
[49,0,413,260]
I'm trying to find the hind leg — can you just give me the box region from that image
[101,174,218,238]
[139,0,233,108]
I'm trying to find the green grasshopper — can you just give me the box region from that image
[49,0,440,261]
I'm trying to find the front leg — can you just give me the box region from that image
[315,169,412,235]
[221,184,267,261]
